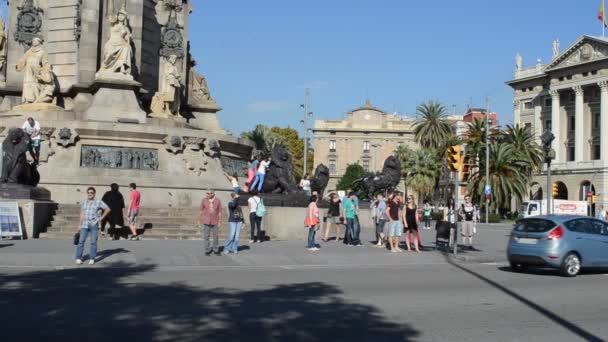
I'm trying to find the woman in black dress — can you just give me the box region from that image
[101,183,125,239]
[402,195,420,252]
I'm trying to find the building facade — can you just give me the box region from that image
[313,101,416,195]
[507,35,608,209]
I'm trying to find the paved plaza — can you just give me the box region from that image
[1,224,608,341]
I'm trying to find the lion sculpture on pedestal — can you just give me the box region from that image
[354,156,401,198]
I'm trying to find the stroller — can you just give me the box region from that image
[435,220,452,251]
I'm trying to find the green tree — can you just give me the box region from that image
[412,101,453,149]
[393,143,414,165]
[270,126,313,180]
[402,149,442,203]
[336,163,367,192]
[467,143,529,212]
[501,124,544,176]
[240,124,283,154]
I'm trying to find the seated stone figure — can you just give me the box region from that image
[355,156,401,199]
[1,128,39,186]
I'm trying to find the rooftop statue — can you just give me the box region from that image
[96,1,134,80]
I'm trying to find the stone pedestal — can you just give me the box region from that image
[84,79,147,124]
[0,183,51,201]
[1,184,54,239]
[188,102,224,133]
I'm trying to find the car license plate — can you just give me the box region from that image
[517,238,538,244]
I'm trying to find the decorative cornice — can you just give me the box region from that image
[572,85,584,96]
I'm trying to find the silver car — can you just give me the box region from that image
[507,215,608,277]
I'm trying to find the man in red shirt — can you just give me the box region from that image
[127,183,141,240]
[199,189,222,255]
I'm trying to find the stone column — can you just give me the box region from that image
[600,81,608,161]
[550,89,562,163]
[534,99,543,144]
[513,99,521,126]
[573,86,585,161]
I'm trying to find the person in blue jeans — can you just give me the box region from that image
[306,195,320,251]
[224,192,246,254]
[342,191,359,246]
[249,156,271,192]
[75,187,111,265]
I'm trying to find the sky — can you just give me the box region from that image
[1,1,604,136]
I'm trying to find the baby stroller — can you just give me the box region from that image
[435,220,452,251]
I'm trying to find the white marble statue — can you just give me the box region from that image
[151,55,182,116]
[515,53,522,72]
[96,1,134,80]
[15,37,56,104]
[553,39,560,58]
[0,17,6,76]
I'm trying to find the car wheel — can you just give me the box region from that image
[509,261,527,273]
[560,253,581,277]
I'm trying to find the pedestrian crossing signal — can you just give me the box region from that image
[447,145,463,173]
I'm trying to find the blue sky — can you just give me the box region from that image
[1,1,604,136]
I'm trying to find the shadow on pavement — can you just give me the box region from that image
[444,255,604,341]
[0,243,14,248]
[0,262,420,341]
[95,248,130,262]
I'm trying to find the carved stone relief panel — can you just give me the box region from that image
[81,146,159,170]
[220,156,248,178]
[14,0,43,47]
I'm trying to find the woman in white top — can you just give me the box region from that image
[247,190,263,243]
[299,173,311,196]
[249,156,272,192]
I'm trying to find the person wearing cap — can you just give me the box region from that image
[22,117,41,164]
[199,189,222,256]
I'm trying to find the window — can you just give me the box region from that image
[594,113,601,129]
[569,116,575,130]
[362,159,370,172]
[329,159,337,174]
[524,101,534,110]
[568,146,575,162]
[594,144,601,160]
[545,120,552,130]
[329,140,336,152]
[363,141,370,153]
[544,98,552,107]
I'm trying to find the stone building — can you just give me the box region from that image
[0,0,252,207]
[507,35,608,208]
[312,100,416,195]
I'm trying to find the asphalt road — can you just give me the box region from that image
[1,225,607,342]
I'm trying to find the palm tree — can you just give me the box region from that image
[412,101,453,149]
[393,143,413,165]
[463,118,485,162]
[467,143,529,211]
[402,149,442,202]
[241,124,284,154]
[501,124,544,175]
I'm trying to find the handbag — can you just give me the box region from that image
[73,231,80,245]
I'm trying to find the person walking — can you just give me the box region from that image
[459,195,479,250]
[199,189,223,256]
[305,194,320,251]
[22,117,41,164]
[224,192,245,254]
[299,173,312,196]
[75,187,111,265]
[373,193,388,247]
[127,183,141,240]
[342,191,358,246]
[101,183,125,240]
[422,200,432,230]
[322,193,342,242]
[403,195,420,252]
[250,156,271,192]
[248,190,263,243]
[386,193,402,252]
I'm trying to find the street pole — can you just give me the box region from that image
[547,161,552,215]
[303,89,310,175]
[453,149,462,256]
[485,97,490,224]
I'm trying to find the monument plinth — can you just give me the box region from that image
[83,79,147,123]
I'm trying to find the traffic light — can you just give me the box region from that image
[447,145,463,173]
[461,162,471,182]
[552,183,559,197]
[592,195,597,204]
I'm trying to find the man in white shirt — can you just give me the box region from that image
[22,117,41,164]
[250,156,272,192]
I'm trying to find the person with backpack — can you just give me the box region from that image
[224,192,246,254]
[459,195,479,250]
[248,190,264,243]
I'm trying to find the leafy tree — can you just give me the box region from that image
[412,101,453,149]
[270,126,313,180]
[402,149,442,203]
[336,163,367,193]
[240,124,285,155]
[501,124,543,176]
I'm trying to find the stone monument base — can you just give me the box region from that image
[12,103,65,112]
[83,79,147,123]
[0,184,55,239]
[0,183,51,201]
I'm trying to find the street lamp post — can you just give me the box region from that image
[300,89,312,175]
[541,129,555,215]
[485,98,490,224]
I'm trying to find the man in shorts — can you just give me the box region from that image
[459,195,479,250]
[127,183,141,240]
[385,193,403,253]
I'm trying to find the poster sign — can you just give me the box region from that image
[0,201,23,238]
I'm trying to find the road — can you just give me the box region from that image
[1,224,607,341]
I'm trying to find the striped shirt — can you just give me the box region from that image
[81,198,109,228]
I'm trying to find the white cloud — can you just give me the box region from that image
[247,101,290,113]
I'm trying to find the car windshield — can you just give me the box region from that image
[514,218,556,233]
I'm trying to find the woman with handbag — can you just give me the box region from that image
[224,192,246,254]
[305,195,320,251]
